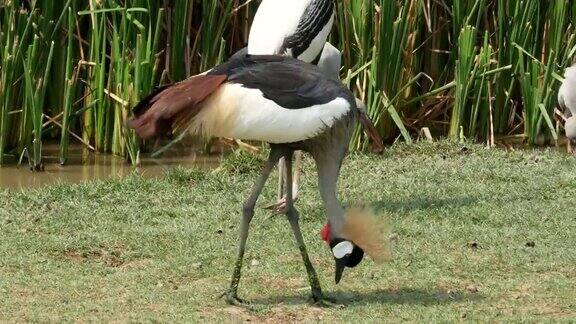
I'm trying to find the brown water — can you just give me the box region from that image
[0,143,223,190]
[1,137,571,190]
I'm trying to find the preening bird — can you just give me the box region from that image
[247,0,383,211]
[558,65,576,151]
[129,54,386,305]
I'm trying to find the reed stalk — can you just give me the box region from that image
[1,0,575,166]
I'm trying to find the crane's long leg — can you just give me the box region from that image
[277,157,286,201]
[283,152,328,304]
[224,149,281,305]
[267,150,302,213]
[292,150,302,201]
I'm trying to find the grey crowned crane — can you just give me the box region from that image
[558,66,576,152]
[247,0,383,211]
[129,54,386,305]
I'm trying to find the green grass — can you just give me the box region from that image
[1,141,575,322]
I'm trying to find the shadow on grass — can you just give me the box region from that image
[251,288,482,307]
[373,196,478,213]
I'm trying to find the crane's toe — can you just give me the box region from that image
[311,295,344,308]
[264,196,299,214]
[263,197,286,213]
[221,290,251,307]
[309,290,343,308]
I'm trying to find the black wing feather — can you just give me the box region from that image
[222,55,352,109]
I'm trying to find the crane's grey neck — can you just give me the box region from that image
[316,156,346,234]
[316,42,341,80]
[307,111,356,239]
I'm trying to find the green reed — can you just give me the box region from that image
[1,0,576,167]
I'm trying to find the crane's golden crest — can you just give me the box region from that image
[341,207,392,264]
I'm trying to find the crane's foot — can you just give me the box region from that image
[221,290,250,307]
[308,287,343,308]
[264,196,298,214]
[220,290,250,307]
[226,295,250,307]
[310,294,343,308]
[264,197,288,214]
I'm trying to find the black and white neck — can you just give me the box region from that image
[248,0,335,63]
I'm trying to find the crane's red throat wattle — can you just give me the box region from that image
[320,223,331,243]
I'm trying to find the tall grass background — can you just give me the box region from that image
[1,0,575,167]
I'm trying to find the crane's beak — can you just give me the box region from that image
[334,256,349,284]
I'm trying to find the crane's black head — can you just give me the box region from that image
[330,238,365,284]
[321,223,365,284]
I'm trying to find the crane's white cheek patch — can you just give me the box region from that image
[332,241,353,259]
[192,84,350,143]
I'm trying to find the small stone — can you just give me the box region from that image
[467,285,479,293]
[467,241,479,249]
[250,259,259,267]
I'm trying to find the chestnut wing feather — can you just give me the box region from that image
[129,74,228,139]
